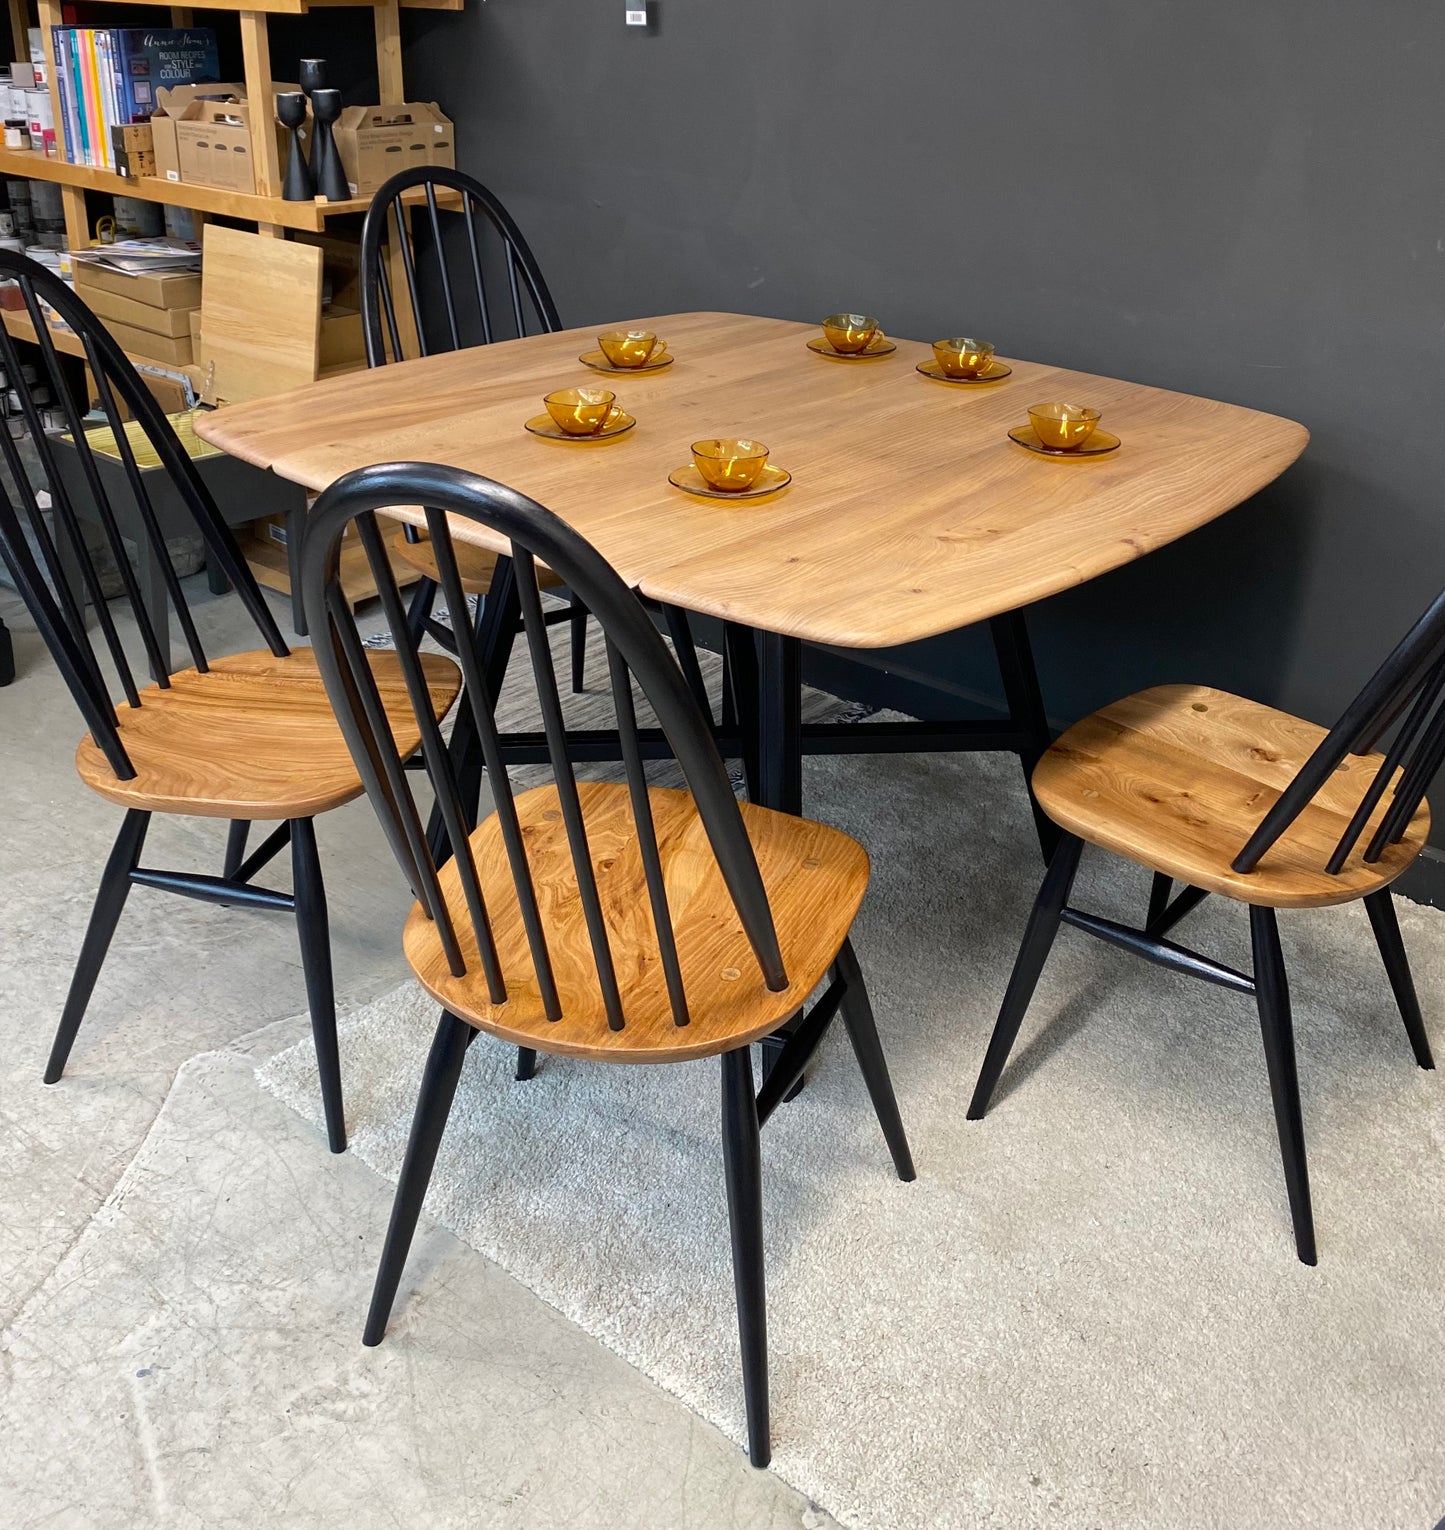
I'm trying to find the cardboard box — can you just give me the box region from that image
[332,103,454,198]
[111,123,155,180]
[73,260,203,312]
[188,309,202,349]
[81,282,197,339]
[319,305,364,369]
[151,82,248,184]
[100,318,194,367]
[176,100,289,194]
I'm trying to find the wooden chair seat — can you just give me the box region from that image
[403,781,870,1061]
[1033,683,1429,908]
[76,647,461,820]
[388,528,564,595]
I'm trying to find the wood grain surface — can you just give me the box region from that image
[403,781,869,1061]
[1032,684,1429,907]
[76,647,460,819]
[196,311,1308,648]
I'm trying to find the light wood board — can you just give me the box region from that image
[196,311,1309,648]
[199,224,322,403]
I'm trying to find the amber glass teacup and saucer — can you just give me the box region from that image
[917,336,1012,384]
[525,387,636,440]
[580,329,674,373]
[1008,402,1120,457]
[808,313,897,360]
[668,438,792,499]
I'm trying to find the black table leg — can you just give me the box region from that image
[756,631,802,816]
[0,616,13,686]
[988,609,1058,861]
[426,555,521,865]
[752,630,805,1093]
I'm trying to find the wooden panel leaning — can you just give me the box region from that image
[0,249,460,1156]
[968,590,1445,1266]
[298,459,917,1470]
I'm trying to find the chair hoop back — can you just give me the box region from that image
[359,167,561,367]
[300,460,789,1029]
[0,251,286,779]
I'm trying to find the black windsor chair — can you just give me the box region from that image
[299,459,917,1469]
[967,589,1443,1263]
[0,249,460,1154]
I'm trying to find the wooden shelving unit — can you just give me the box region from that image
[2,0,459,607]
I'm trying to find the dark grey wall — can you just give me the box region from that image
[403,0,1443,811]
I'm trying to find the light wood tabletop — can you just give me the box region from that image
[195,311,1308,649]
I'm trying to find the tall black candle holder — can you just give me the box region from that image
[308,87,350,203]
[277,92,314,201]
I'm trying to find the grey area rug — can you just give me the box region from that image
[258,630,1445,1530]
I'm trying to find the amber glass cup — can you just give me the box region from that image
[1027,402,1101,450]
[597,329,668,367]
[821,313,880,353]
[544,387,617,435]
[933,337,995,378]
[691,438,770,491]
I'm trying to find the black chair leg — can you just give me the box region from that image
[1249,904,1317,1265]
[291,816,346,1154]
[967,831,1084,1119]
[721,1046,769,1469]
[44,808,150,1084]
[223,819,250,880]
[364,1009,474,1345]
[1364,889,1436,1069]
[515,1046,537,1080]
[569,594,588,693]
[832,937,916,1181]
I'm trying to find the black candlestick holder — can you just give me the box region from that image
[277,92,314,201]
[308,87,350,203]
[298,58,326,99]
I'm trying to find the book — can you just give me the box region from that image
[114,29,220,123]
[49,29,77,163]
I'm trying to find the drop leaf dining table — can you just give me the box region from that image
[194,310,1308,838]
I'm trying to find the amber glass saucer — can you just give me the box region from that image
[1007,424,1120,457]
[578,349,674,374]
[916,358,1012,384]
[525,407,636,441]
[667,462,792,499]
[806,334,896,360]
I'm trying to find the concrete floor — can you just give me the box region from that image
[0,582,833,1529]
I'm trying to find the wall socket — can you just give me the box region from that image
[625,3,647,23]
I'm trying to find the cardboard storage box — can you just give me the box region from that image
[73,261,203,313]
[151,82,247,184]
[111,123,155,180]
[80,282,196,339]
[152,82,291,192]
[319,305,364,369]
[99,319,194,367]
[332,103,454,198]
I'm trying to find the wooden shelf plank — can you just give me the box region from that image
[0,147,460,231]
[11,0,445,12]
[3,305,88,358]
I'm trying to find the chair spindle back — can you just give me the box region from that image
[0,251,286,781]
[1233,588,1445,875]
[300,461,788,1027]
[359,167,561,367]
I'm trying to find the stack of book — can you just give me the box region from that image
[50,27,219,172]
